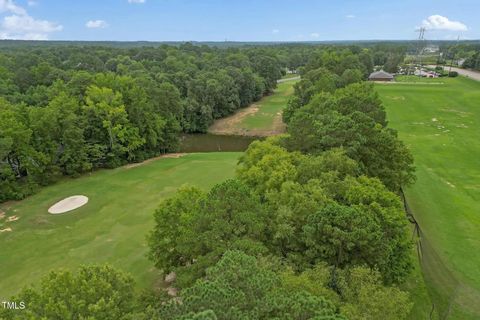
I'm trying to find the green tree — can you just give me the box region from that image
[158,251,344,320]
[0,100,41,201]
[29,92,91,178]
[148,180,271,288]
[341,69,363,86]
[281,263,412,320]
[303,203,383,268]
[287,104,414,191]
[0,265,138,320]
[337,267,412,320]
[83,85,144,167]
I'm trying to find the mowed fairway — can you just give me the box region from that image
[376,76,480,319]
[209,78,298,136]
[0,152,240,298]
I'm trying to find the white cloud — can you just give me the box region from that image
[310,32,320,38]
[0,0,62,40]
[2,14,62,33]
[86,19,108,29]
[0,0,26,15]
[128,0,145,3]
[346,14,355,19]
[272,29,279,34]
[27,0,37,6]
[421,15,467,31]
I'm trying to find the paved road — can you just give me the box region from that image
[427,65,480,81]
[277,76,300,83]
[447,67,480,81]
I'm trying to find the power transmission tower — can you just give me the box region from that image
[413,27,426,75]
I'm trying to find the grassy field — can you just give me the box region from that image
[0,152,240,298]
[208,78,298,136]
[242,80,297,131]
[376,76,480,319]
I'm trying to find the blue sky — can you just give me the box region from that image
[0,0,478,41]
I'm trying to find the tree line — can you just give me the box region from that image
[1,46,417,320]
[2,43,399,202]
[0,44,289,201]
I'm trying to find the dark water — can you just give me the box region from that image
[179,134,262,152]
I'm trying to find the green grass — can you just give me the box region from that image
[240,80,297,131]
[376,76,480,319]
[0,152,240,298]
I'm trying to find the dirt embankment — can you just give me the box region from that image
[208,105,285,137]
[208,104,260,136]
[124,153,186,169]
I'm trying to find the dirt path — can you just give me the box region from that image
[277,76,300,83]
[124,153,187,169]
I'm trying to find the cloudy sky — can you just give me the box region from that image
[0,0,477,41]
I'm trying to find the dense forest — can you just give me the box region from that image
[0,43,288,201]
[1,43,421,319]
[0,42,411,202]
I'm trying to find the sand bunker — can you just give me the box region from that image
[48,195,89,214]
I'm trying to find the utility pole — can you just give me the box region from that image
[448,36,460,74]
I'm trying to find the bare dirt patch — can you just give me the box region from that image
[124,153,187,169]
[208,105,286,137]
[208,105,260,136]
[6,215,19,222]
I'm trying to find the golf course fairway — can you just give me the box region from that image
[376,76,480,319]
[0,152,241,298]
[209,77,298,136]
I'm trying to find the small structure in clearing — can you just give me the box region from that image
[369,70,394,82]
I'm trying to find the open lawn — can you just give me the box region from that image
[208,78,298,136]
[376,76,480,319]
[0,152,241,298]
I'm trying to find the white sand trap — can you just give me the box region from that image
[48,195,89,214]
